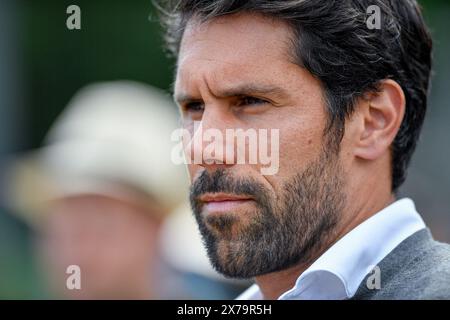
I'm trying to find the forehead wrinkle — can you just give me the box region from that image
[175,14,303,105]
[180,13,294,67]
[175,80,291,105]
[175,52,294,101]
[173,69,219,104]
[213,83,290,100]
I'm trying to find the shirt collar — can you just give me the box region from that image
[237,198,426,300]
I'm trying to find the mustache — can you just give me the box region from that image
[190,169,270,206]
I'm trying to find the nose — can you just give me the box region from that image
[185,105,236,172]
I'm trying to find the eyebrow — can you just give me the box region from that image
[174,83,289,105]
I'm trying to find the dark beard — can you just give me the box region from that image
[189,149,346,279]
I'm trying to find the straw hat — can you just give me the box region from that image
[6,80,189,225]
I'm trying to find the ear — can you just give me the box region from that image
[353,79,406,161]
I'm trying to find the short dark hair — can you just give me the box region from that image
[158,0,433,191]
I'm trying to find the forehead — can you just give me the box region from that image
[175,13,295,92]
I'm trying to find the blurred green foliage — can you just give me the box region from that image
[22,0,174,148]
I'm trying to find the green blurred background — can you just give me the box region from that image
[0,0,449,298]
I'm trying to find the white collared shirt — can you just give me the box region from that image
[236,198,426,300]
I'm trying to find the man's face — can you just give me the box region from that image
[40,194,159,299]
[175,13,348,278]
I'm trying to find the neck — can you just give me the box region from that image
[255,189,396,300]
[254,255,317,300]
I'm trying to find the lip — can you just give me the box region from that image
[199,193,254,214]
[199,193,253,203]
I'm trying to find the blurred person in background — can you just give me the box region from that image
[6,81,190,299]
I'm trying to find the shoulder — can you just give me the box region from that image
[354,230,450,300]
[379,240,450,299]
[399,241,450,299]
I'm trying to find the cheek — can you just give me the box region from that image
[273,115,326,179]
[252,119,325,198]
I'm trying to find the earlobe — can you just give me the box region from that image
[354,79,406,161]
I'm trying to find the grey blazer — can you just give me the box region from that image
[352,228,450,299]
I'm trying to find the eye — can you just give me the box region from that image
[237,96,269,107]
[183,101,204,113]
